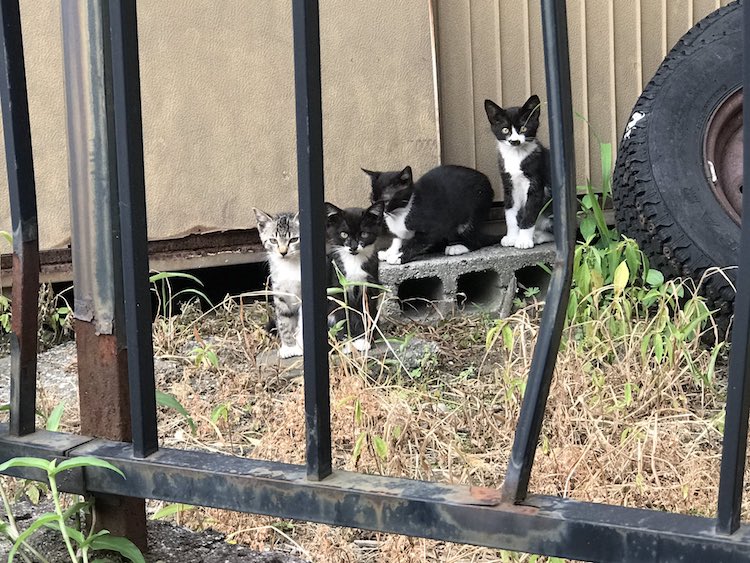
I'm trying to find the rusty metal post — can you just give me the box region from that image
[61,0,147,549]
[0,0,39,437]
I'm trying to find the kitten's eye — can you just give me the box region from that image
[340,232,349,239]
[520,126,528,132]
[269,238,278,244]
[501,127,510,134]
[289,237,299,244]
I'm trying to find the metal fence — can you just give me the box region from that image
[1,0,750,561]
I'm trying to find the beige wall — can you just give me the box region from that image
[436,0,735,197]
[0,0,738,252]
[0,1,438,251]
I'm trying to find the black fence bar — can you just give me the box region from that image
[502,0,577,502]
[106,0,158,458]
[0,429,748,563]
[0,0,39,437]
[716,0,750,536]
[291,0,332,480]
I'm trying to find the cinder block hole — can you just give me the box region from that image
[456,269,502,311]
[397,277,444,316]
[515,264,552,299]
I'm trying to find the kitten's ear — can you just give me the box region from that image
[253,208,273,227]
[522,95,541,117]
[366,201,385,219]
[325,202,342,218]
[398,166,412,184]
[361,168,380,182]
[484,99,504,123]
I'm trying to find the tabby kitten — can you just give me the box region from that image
[254,209,303,358]
[484,94,554,249]
[325,201,385,351]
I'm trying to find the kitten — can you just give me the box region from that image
[325,201,385,351]
[254,208,303,358]
[484,94,554,249]
[364,165,499,264]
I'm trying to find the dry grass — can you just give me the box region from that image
[119,284,742,563]
[2,276,743,562]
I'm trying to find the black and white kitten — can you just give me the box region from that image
[484,94,554,249]
[325,201,384,351]
[254,208,303,359]
[364,164,499,264]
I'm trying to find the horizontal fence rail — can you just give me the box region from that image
[1,0,750,561]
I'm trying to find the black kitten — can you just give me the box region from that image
[364,165,499,264]
[325,201,385,351]
[484,94,553,249]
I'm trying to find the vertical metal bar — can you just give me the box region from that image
[291,0,332,480]
[502,0,576,503]
[107,0,158,459]
[61,0,148,548]
[0,0,39,437]
[716,0,750,536]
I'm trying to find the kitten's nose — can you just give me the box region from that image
[510,139,521,146]
[279,246,288,256]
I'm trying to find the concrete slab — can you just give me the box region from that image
[378,243,555,319]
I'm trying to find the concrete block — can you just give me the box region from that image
[378,243,555,319]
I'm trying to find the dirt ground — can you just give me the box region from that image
[0,291,745,562]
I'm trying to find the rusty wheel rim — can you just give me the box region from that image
[704,88,743,225]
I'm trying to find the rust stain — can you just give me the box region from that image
[468,486,503,506]
[75,319,132,442]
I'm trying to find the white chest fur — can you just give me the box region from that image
[498,140,536,209]
[335,246,373,283]
[384,198,414,239]
[497,140,536,177]
[269,254,301,283]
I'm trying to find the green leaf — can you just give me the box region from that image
[645,268,665,287]
[148,271,204,285]
[354,398,363,425]
[613,261,629,294]
[372,435,388,460]
[25,483,40,505]
[88,534,146,563]
[44,521,86,545]
[45,401,65,432]
[8,513,58,561]
[580,216,596,242]
[52,457,125,479]
[352,432,367,463]
[150,503,197,521]
[156,390,196,433]
[210,403,229,424]
[501,324,514,351]
[0,230,11,245]
[0,457,51,473]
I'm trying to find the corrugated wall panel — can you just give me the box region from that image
[438,0,736,198]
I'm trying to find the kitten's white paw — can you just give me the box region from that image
[385,251,402,265]
[377,250,389,261]
[501,235,517,247]
[279,344,303,359]
[445,244,470,256]
[352,337,370,352]
[514,235,534,249]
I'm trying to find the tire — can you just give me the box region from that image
[613,0,743,336]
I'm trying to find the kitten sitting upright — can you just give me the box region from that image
[484,94,554,249]
[364,165,499,264]
[325,201,384,351]
[254,209,303,358]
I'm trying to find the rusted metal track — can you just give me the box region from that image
[0,428,749,563]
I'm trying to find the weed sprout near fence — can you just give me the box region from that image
[0,1,749,562]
